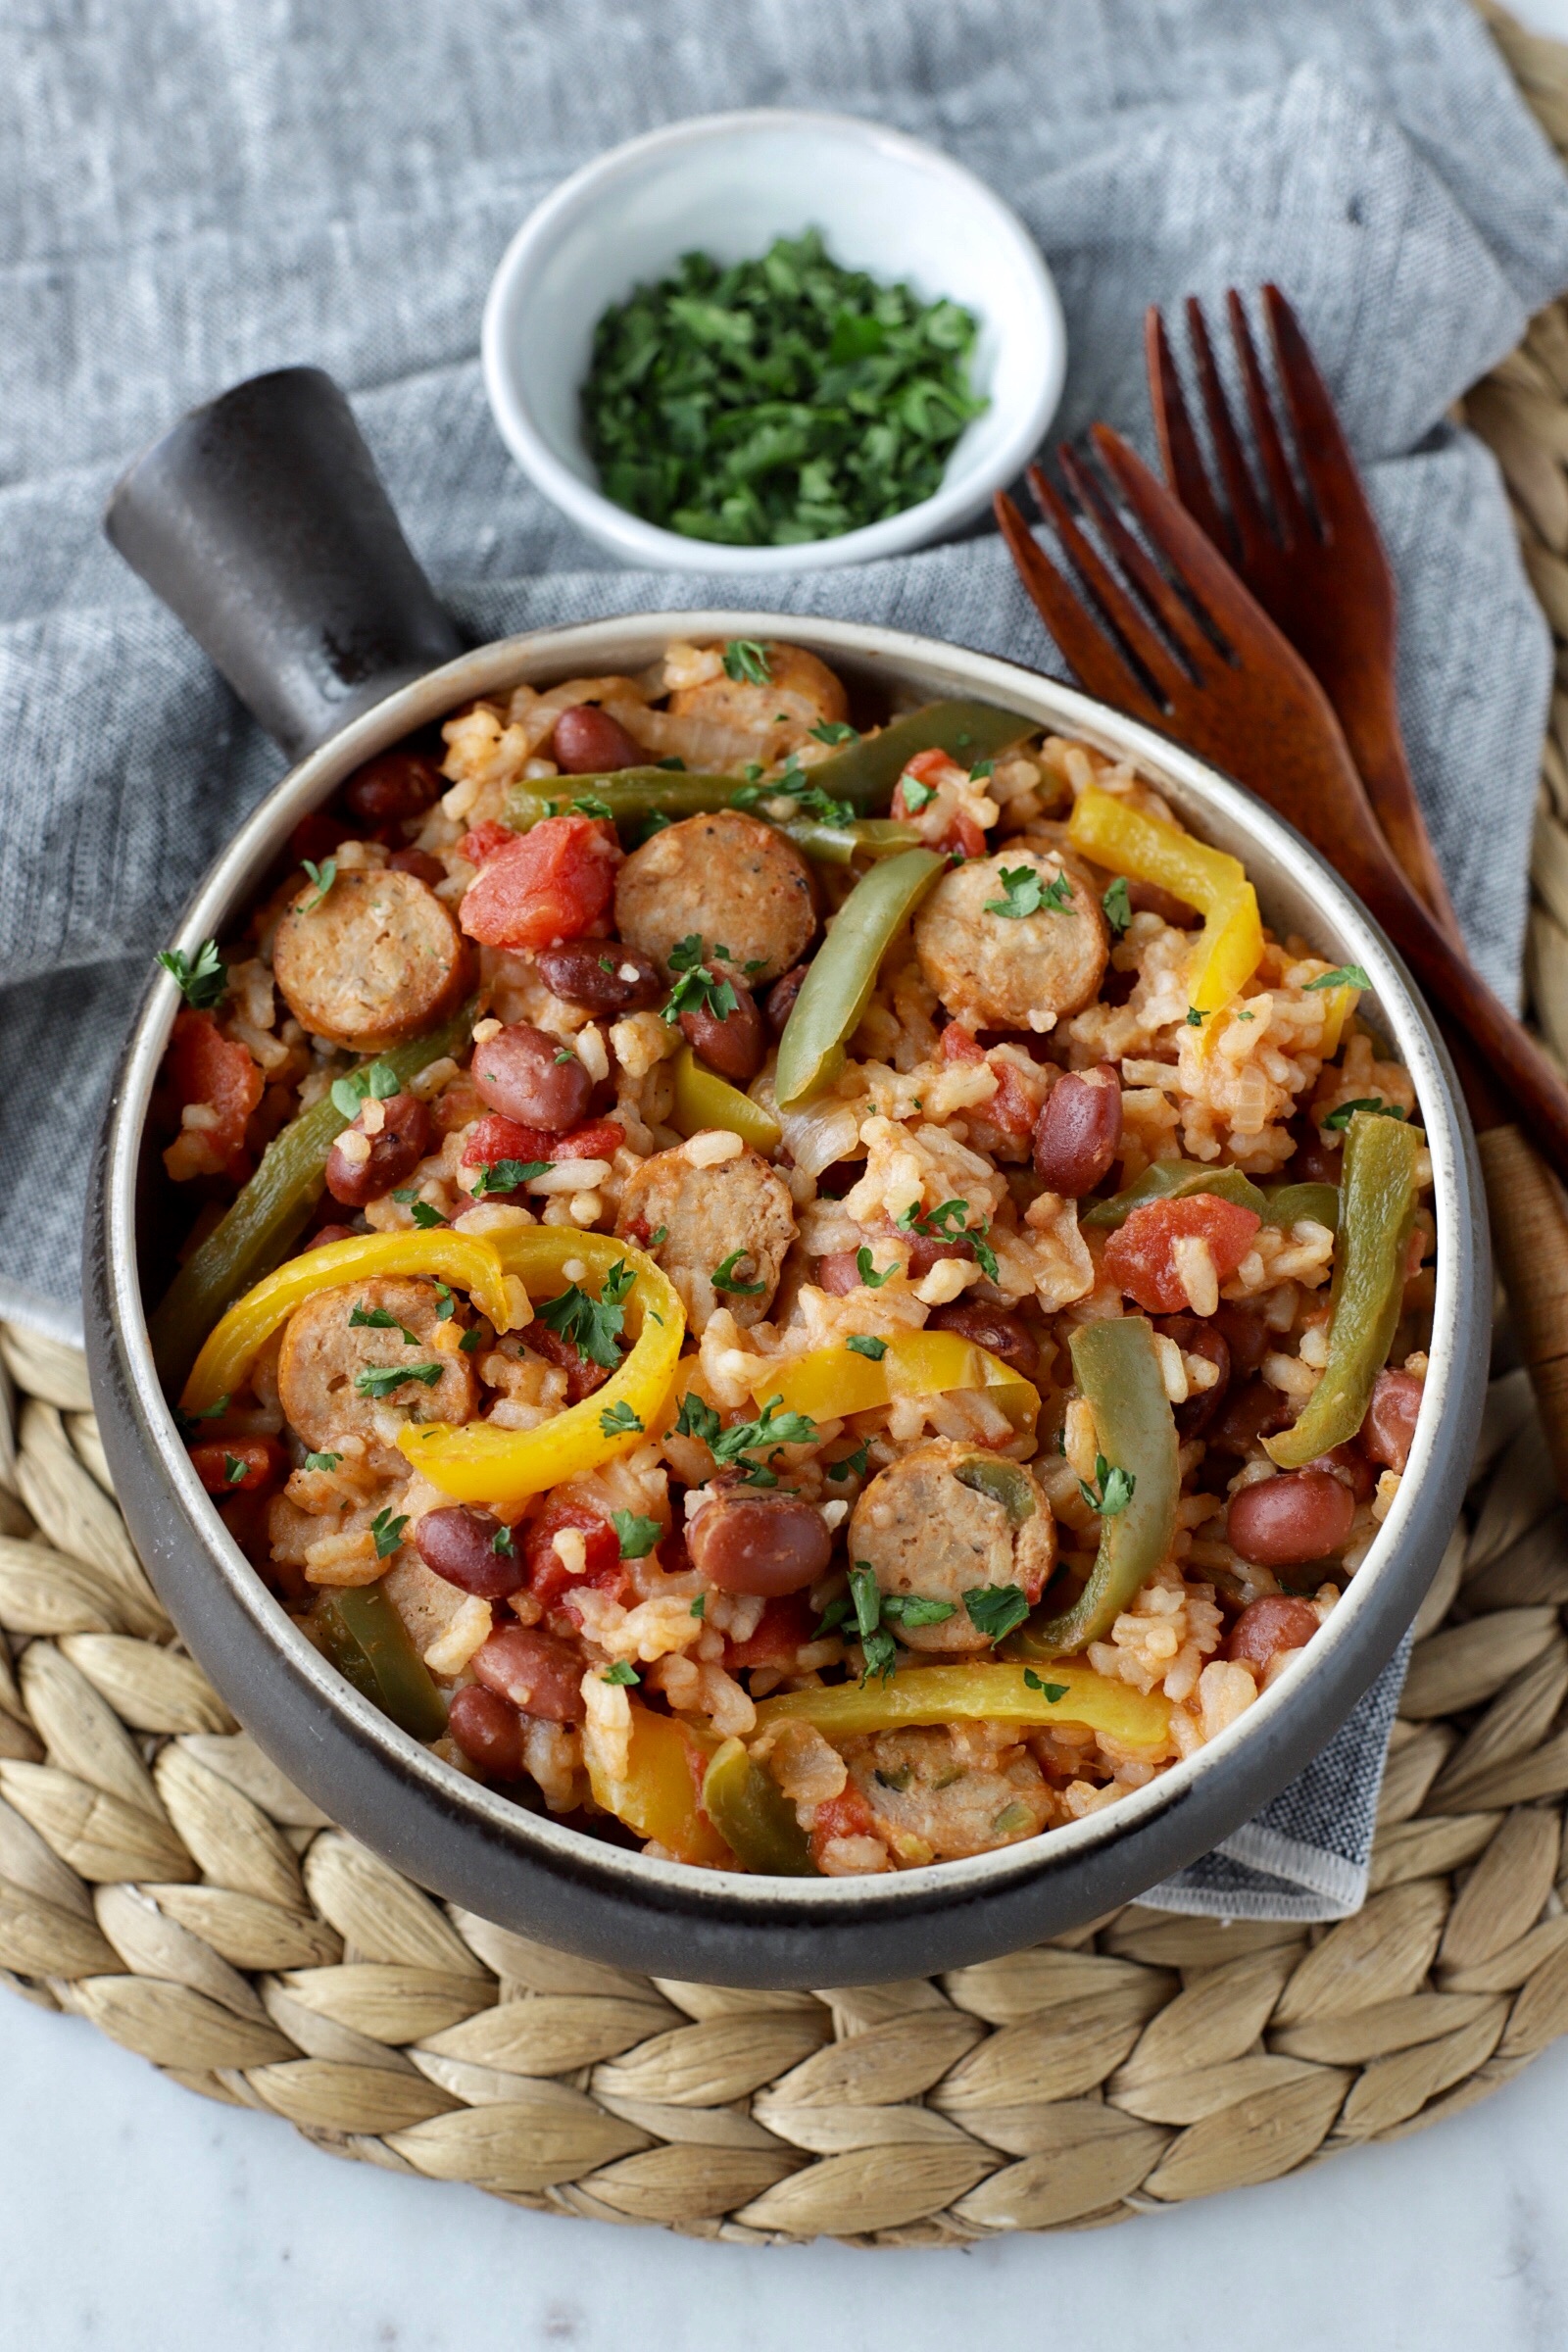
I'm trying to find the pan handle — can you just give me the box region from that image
[104,367,465,761]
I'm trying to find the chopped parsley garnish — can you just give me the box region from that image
[690,1592,707,1619]
[459,1325,484,1354]
[826,1439,871,1482]
[855,1247,892,1289]
[392,1188,447,1230]
[846,1334,888,1361]
[969,759,995,781]
[1023,1669,1071,1700]
[900,774,937,813]
[490,1523,515,1556]
[349,1302,418,1345]
[1077,1454,1136,1517]
[647,1224,668,1248]
[301,857,337,909]
[175,1393,229,1439]
[986,865,1071,920]
[222,1453,248,1486]
[1304,964,1370,993]
[432,1283,456,1323]
[674,1392,723,1447]
[601,1660,640,1687]
[553,1046,579,1065]
[568,796,613,821]
[723,640,772,685]
[733,757,855,825]
[599,1399,644,1438]
[612,1509,663,1559]
[1185,1007,1208,1027]
[581,231,985,547]
[1102,877,1132,935]
[303,1451,342,1473]
[662,935,739,1026]
[1323,1098,1405,1132]
[683,1394,817,1485]
[370,1508,410,1558]
[471,1157,552,1198]
[848,1562,898,1685]
[881,1594,957,1627]
[535,1259,636,1368]
[810,719,859,746]
[331,1059,399,1122]
[711,1249,766,1297]
[962,1585,1032,1642]
[157,938,227,1009]
[896,1194,998,1280]
[353,1362,444,1399]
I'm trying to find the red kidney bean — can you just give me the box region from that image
[687,1491,833,1596]
[535,940,662,1013]
[1214,1303,1270,1378]
[1033,1064,1122,1196]
[1156,1314,1231,1439]
[324,1092,431,1206]
[525,1322,613,1402]
[388,845,447,886]
[416,1505,526,1598]
[1209,1377,1292,1457]
[551,704,646,774]
[472,1625,587,1722]
[926,1298,1038,1375]
[679,981,765,1086]
[1286,1109,1342,1186]
[301,1221,358,1251]
[814,1157,864,1199]
[447,1684,525,1779]
[1362,1369,1424,1473]
[814,1250,864,1298]
[766,965,808,1036]
[905,1230,974,1278]
[1308,1442,1376,1505]
[1226,1470,1356,1567]
[471,1021,595,1132]
[1225,1594,1322,1671]
[343,749,444,825]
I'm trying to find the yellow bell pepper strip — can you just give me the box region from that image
[753,1660,1171,1753]
[1263,1181,1340,1233]
[151,1002,477,1388]
[775,846,946,1107]
[399,1232,685,1510]
[702,1739,817,1875]
[585,1698,729,1866]
[669,1045,783,1154]
[747,1327,1040,1444]
[180,1229,515,1417]
[308,1586,447,1743]
[1315,980,1359,1058]
[1009,1316,1179,1658]
[1265,1109,1421,1469]
[1068,786,1263,1033]
[1082,1159,1267,1229]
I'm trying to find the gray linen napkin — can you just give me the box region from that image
[1,0,1563,1918]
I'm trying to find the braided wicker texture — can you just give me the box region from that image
[5,5,1568,2246]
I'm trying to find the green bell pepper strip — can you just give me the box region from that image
[1082,1160,1268,1229]
[1262,1182,1340,1233]
[701,1739,818,1875]
[1007,1315,1180,1658]
[309,1585,448,1743]
[1264,1110,1421,1470]
[149,1002,476,1390]
[506,770,741,831]
[779,816,925,867]
[774,847,946,1107]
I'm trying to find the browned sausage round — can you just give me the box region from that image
[925,1298,1037,1375]
[551,705,646,774]
[765,965,808,1037]
[535,941,662,1014]
[1362,1369,1423,1473]
[1225,1594,1322,1670]
[324,1092,431,1207]
[471,1625,586,1723]
[416,1504,526,1598]
[1033,1065,1122,1195]
[679,980,765,1086]
[1226,1471,1355,1566]
[471,1021,595,1132]
[448,1684,524,1778]
[343,750,444,826]
[687,1491,833,1596]
[272,867,470,1051]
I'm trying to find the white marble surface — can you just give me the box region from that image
[1,1978,1566,2352]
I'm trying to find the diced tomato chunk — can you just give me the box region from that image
[988,1059,1039,1138]
[1102,1194,1262,1314]
[722,1592,815,1670]
[525,1495,626,1609]
[188,1438,286,1495]
[893,752,987,860]
[459,814,619,951]
[461,1111,625,1171]
[809,1782,883,1868]
[167,1010,264,1170]
[458,820,516,867]
[940,1022,986,1063]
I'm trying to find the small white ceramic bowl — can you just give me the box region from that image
[481,109,1066,573]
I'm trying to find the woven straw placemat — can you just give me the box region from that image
[5,5,1568,2249]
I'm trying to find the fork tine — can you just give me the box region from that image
[1026,461,1197,706]
[1261,283,1363,543]
[1184,295,1273,572]
[1056,442,1222,678]
[1146,307,1232,558]
[992,489,1165,723]
[1226,288,1310,548]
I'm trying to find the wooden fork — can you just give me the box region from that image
[993,428,1568,1179]
[1146,285,1568,1490]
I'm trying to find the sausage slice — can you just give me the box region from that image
[613,810,815,986]
[615,1142,797,1334]
[272,867,470,1050]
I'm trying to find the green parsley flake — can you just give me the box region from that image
[331,1059,400,1123]
[222,1453,248,1486]
[900,774,937,813]
[157,938,227,1009]
[674,1392,722,1447]
[349,1302,418,1345]
[662,935,740,1026]
[986,865,1071,920]
[432,1283,456,1322]
[880,1593,956,1627]
[1023,1669,1071,1700]
[490,1523,515,1556]
[392,1187,447,1229]
[175,1393,229,1439]
[826,1439,871,1482]
[568,797,613,822]
[1303,964,1370,993]
[536,1260,635,1369]
[612,1509,663,1559]
[1324,1098,1405,1132]
[354,1363,443,1399]
[855,1247,892,1290]
[846,1334,888,1361]
[601,1660,640,1687]
[599,1400,644,1438]
[711,1250,766,1297]
[810,719,859,746]
[471,1157,552,1198]
[459,1326,483,1354]
[723,640,772,685]
[1185,1006,1208,1027]
[1077,1454,1137,1517]
[303,1451,342,1473]
[370,1508,410,1559]
[1102,877,1132,935]
[301,857,337,910]
[581,229,986,549]
[962,1585,1031,1642]
[848,1561,899,1685]
[690,1592,707,1619]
